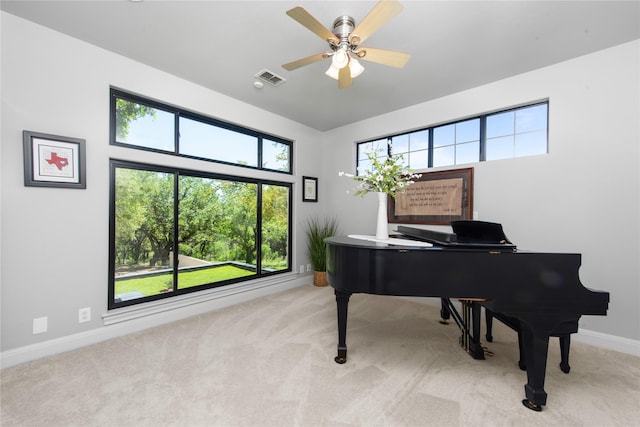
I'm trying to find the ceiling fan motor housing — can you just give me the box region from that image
[332,16,355,46]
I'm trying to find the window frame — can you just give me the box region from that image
[356,101,548,174]
[110,88,293,174]
[108,159,293,310]
[108,88,294,310]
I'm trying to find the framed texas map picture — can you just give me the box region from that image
[388,167,473,225]
[23,130,86,189]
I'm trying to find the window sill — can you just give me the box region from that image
[103,272,300,326]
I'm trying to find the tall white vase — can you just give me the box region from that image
[376,192,389,240]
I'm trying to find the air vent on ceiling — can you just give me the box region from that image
[255,69,287,87]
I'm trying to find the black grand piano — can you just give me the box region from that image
[325,222,609,411]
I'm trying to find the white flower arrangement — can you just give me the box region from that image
[340,143,421,198]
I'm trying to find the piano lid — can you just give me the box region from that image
[396,221,516,250]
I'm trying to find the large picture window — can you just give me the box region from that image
[109,161,292,309]
[357,101,548,174]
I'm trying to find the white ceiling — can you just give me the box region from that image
[2,1,639,131]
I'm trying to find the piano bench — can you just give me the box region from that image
[485,308,571,374]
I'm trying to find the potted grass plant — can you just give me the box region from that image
[305,216,339,287]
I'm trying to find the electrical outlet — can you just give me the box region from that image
[78,307,91,323]
[33,317,47,334]
[307,264,312,272]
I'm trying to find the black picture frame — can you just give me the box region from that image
[23,130,86,189]
[302,176,318,202]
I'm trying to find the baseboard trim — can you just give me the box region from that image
[1,277,309,369]
[573,328,640,357]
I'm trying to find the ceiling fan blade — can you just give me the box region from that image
[338,65,352,89]
[349,0,403,46]
[286,7,338,45]
[356,47,411,68]
[282,52,328,71]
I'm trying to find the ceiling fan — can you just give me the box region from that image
[282,0,411,89]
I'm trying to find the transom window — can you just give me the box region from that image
[357,102,548,174]
[111,88,292,173]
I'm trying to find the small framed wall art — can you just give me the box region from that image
[23,130,86,189]
[302,176,318,202]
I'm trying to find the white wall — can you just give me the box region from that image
[0,13,326,364]
[322,40,640,343]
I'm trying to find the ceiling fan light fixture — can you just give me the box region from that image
[325,57,365,81]
[325,63,340,80]
[332,47,349,69]
[349,58,365,78]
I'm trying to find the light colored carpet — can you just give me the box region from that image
[1,285,639,427]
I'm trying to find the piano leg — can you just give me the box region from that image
[440,298,451,324]
[517,330,528,370]
[334,290,351,364]
[469,301,486,359]
[485,309,493,342]
[559,335,571,374]
[521,325,550,411]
